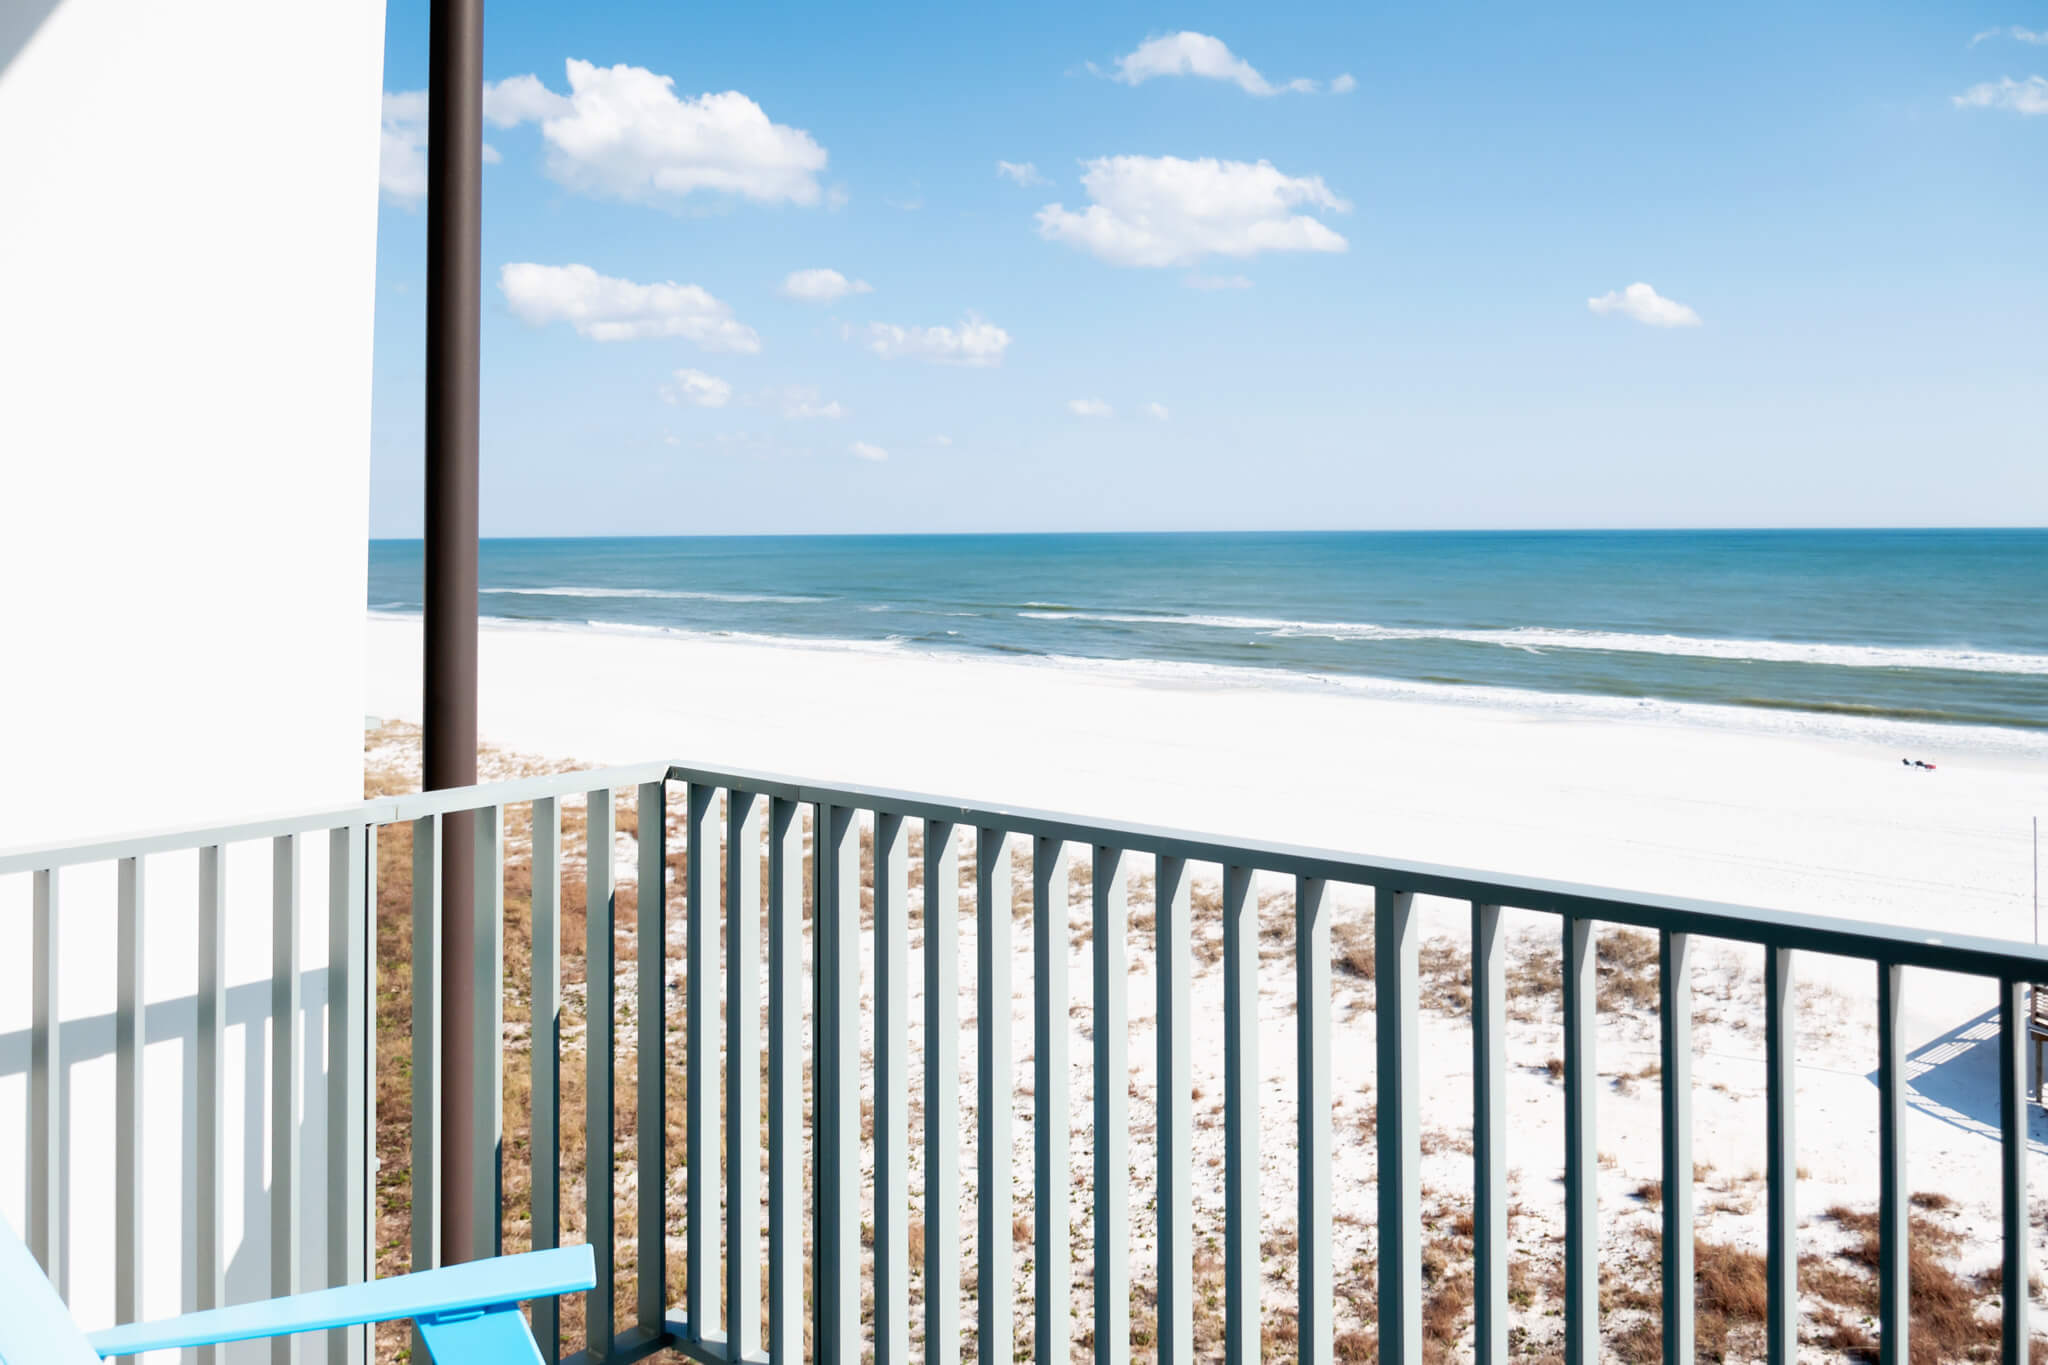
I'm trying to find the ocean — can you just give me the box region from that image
[368,529,2048,734]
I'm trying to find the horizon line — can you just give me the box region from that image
[365,524,2048,543]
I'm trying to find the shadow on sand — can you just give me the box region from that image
[1872,1002,2048,1149]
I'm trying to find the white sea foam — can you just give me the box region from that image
[363,608,2048,755]
[1014,612,2048,676]
[483,585,828,604]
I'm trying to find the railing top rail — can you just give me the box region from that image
[678,758,2048,981]
[0,760,672,876]
[3,751,2041,980]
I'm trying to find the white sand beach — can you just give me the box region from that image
[366,612,2048,1356]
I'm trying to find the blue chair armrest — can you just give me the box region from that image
[86,1246,595,1357]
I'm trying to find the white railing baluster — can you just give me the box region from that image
[686,783,717,1343]
[767,797,804,1360]
[1223,864,1260,1365]
[1878,962,1907,1365]
[1155,855,1193,1365]
[585,790,616,1354]
[197,850,226,1365]
[924,818,963,1365]
[976,829,1015,1365]
[1093,845,1130,1365]
[1375,887,1418,1365]
[114,855,144,1364]
[1296,876,1332,1365]
[271,836,299,1365]
[30,867,61,1292]
[727,789,764,1362]
[637,780,668,1334]
[2002,979,2030,1365]
[474,805,505,1261]
[1765,946,1795,1365]
[411,814,444,1303]
[363,825,379,1317]
[532,797,564,1364]
[327,823,369,1365]
[1472,903,1507,1365]
[1659,930,1694,1365]
[1034,836,1073,1363]
[1561,917,1596,1365]
[877,812,912,1365]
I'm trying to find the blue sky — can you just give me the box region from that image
[368,2,2047,536]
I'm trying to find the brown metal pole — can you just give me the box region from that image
[424,0,483,1266]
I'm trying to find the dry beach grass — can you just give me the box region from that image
[361,722,2045,1364]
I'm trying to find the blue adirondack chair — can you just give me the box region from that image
[2,1214,594,1364]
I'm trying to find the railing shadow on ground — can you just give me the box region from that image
[1879,1000,2048,1147]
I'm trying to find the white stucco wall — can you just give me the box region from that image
[0,0,387,1351]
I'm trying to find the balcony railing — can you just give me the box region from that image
[6,759,2045,1365]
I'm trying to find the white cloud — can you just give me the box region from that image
[662,369,732,407]
[380,89,510,204]
[1972,25,2048,44]
[751,386,845,420]
[932,434,954,447]
[1109,32,1320,96]
[1587,282,1702,328]
[781,268,872,302]
[997,160,1048,187]
[484,59,828,208]
[484,73,573,125]
[1143,401,1170,421]
[849,441,888,462]
[1185,272,1254,290]
[1037,156,1348,268]
[500,263,762,350]
[859,315,1011,367]
[1953,75,2048,114]
[379,90,429,205]
[1330,72,1358,93]
[1067,398,1114,418]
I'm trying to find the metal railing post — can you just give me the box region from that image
[1472,903,1508,1365]
[877,812,912,1365]
[532,797,564,1364]
[1296,877,1333,1365]
[1660,931,1695,1365]
[1033,836,1074,1364]
[636,781,667,1335]
[686,783,716,1344]
[1376,887,1418,1365]
[1878,963,1908,1365]
[727,789,764,1362]
[327,824,370,1365]
[976,829,1016,1365]
[271,836,302,1365]
[1561,917,1596,1365]
[29,868,61,1291]
[585,791,617,1357]
[1224,865,1261,1365]
[1093,845,1131,1365]
[1155,855,1194,1365]
[924,818,963,1365]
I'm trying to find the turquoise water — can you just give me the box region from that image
[368,530,2048,732]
